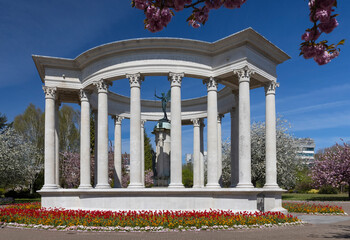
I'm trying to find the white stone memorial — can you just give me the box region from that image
[33,28,290,213]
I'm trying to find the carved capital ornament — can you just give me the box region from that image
[79,89,90,102]
[113,115,124,125]
[191,118,200,127]
[265,81,279,95]
[43,86,57,99]
[127,73,144,88]
[93,79,111,93]
[203,77,218,92]
[168,72,184,87]
[233,65,255,83]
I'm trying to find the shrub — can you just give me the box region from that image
[319,185,338,194]
[308,189,319,194]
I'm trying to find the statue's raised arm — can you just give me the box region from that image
[154,89,171,121]
[154,90,162,100]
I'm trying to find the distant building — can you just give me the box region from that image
[185,154,193,165]
[184,152,207,165]
[295,138,315,166]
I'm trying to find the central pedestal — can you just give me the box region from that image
[152,120,171,187]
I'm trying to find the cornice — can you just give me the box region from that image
[32,28,290,82]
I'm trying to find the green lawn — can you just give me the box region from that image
[282,193,349,201]
[14,198,41,204]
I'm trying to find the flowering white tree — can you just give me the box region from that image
[132,0,344,65]
[0,128,43,190]
[221,118,301,189]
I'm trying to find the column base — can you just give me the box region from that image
[236,183,254,188]
[168,183,184,188]
[192,185,204,188]
[95,184,111,189]
[205,183,220,188]
[263,184,280,189]
[128,183,144,189]
[41,184,58,190]
[78,184,93,189]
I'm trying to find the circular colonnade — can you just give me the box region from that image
[34,28,290,212]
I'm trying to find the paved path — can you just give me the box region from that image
[1,202,350,240]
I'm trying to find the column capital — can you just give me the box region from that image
[43,86,57,99]
[168,72,184,87]
[217,114,224,123]
[113,115,124,125]
[233,65,255,83]
[94,79,111,93]
[191,118,200,127]
[127,73,144,88]
[265,81,279,95]
[203,77,218,92]
[141,119,147,128]
[79,89,91,102]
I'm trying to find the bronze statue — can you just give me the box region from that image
[155,89,171,121]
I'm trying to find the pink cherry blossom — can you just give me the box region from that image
[223,0,247,9]
[311,142,350,189]
[301,29,321,41]
[134,0,149,10]
[189,19,200,28]
[314,7,332,23]
[301,44,325,59]
[145,6,172,32]
[319,17,338,33]
[318,0,336,9]
[194,6,209,24]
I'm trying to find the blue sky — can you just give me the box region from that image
[1,0,349,159]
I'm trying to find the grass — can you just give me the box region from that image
[282,193,349,201]
[14,198,41,204]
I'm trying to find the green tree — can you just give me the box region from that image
[0,112,8,131]
[182,163,193,188]
[13,104,45,151]
[144,129,153,170]
[59,105,80,152]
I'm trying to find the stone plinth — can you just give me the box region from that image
[39,188,286,213]
[152,120,171,187]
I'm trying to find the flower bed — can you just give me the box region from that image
[0,202,301,232]
[282,202,345,214]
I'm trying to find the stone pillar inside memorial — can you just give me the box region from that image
[152,121,171,186]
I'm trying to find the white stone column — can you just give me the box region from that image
[204,77,220,188]
[234,66,255,188]
[93,110,98,187]
[141,120,146,186]
[191,118,201,188]
[199,120,205,187]
[113,115,123,188]
[79,89,92,189]
[168,72,184,188]
[217,114,223,186]
[264,81,279,189]
[230,93,239,187]
[42,86,57,190]
[127,73,144,188]
[55,102,60,188]
[93,79,111,189]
